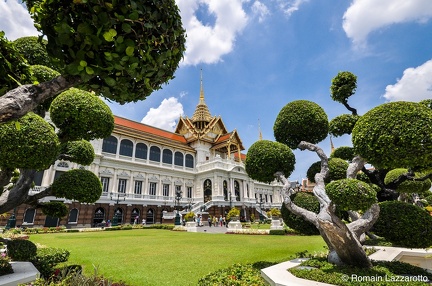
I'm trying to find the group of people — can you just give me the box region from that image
[185,215,227,227]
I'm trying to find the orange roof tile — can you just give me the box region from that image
[215,133,231,143]
[114,116,187,143]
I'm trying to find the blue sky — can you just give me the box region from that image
[1,0,432,181]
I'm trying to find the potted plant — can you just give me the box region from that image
[226,208,240,221]
[267,208,281,220]
[184,211,195,222]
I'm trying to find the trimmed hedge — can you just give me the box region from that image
[373,201,432,248]
[7,239,37,261]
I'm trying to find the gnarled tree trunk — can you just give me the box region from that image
[278,141,379,268]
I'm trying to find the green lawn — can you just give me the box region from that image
[29,229,325,286]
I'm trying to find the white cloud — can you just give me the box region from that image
[141,97,184,131]
[0,0,38,40]
[343,0,432,44]
[251,1,270,23]
[383,60,432,102]
[277,0,309,17]
[176,0,248,65]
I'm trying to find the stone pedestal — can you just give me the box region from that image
[227,220,242,231]
[270,218,284,230]
[186,221,197,232]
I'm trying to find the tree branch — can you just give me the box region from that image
[298,141,331,207]
[0,75,81,123]
[276,172,319,227]
[347,203,380,239]
[0,168,14,191]
[24,186,53,206]
[342,101,358,116]
[0,169,35,213]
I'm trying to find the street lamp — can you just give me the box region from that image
[174,189,182,225]
[110,192,125,226]
[5,207,16,230]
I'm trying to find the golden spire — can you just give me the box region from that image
[258,119,263,140]
[330,135,335,154]
[200,68,204,101]
[192,68,212,124]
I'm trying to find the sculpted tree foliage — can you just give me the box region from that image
[0,0,186,217]
[246,71,432,268]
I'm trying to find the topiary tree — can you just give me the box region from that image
[0,0,186,215]
[373,201,432,248]
[330,146,355,161]
[246,70,432,268]
[306,158,349,184]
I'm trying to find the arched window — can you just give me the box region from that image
[130,208,140,224]
[114,207,124,224]
[149,146,161,162]
[68,209,79,223]
[135,143,147,159]
[174,152,183,166]
[234,180,240,201]
[146,209,154,224]
[162,149,173,164]
[102,136,118,154]
[223,180,228,201]
[203,179,212,203]
[185,154,194,168]
[23,208,36,224]
[119,139,133,157]
[93,207,105,225]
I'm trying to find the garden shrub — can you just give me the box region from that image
[373,201,432,248]
[0,255,13,276]
[325,178,377,211]
[198,262,274,286]
[31,247,70,278]
[281,192,320,235]
[307,158,349,184]
[290,257,432,286]
[269,229,286,235]
[384,168,431,194]
[7,239,37,261]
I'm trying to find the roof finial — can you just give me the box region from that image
[200,68,204,101]
[258,119,263,140]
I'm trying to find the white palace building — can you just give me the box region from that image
[8,79,285,228]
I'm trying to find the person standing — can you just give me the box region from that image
[208,216,212,227]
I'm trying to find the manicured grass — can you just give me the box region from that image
[29,229,325,286]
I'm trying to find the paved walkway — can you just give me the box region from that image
[194,225,228,234]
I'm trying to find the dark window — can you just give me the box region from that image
[187,186,192,198]
[118,179,127,193]
[23,208,36,224]
[54,171,65,181]
[68,209,78,223]
[119,139,133,157]
[102,136,118,154]
[174,152,183,166]
[234,180,240,201]
[134,181,142,195]
[223,180,228,201]
[162,149,173,164]
[149,146,161,162]
[101,177,110,193]
[33,171,44,186]
[185,154,194,168]
[204,179,212,203]
[135,143,147,159]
